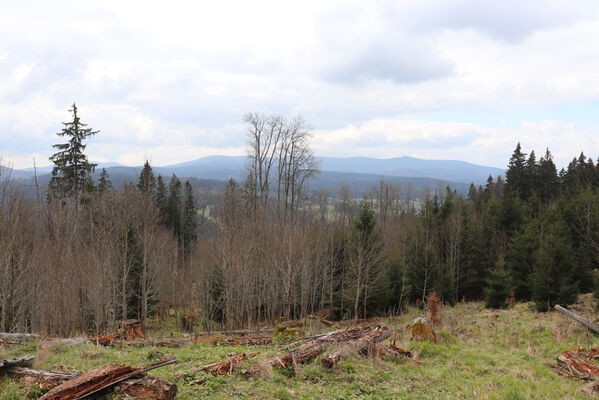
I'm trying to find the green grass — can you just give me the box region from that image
[1,300,598,399]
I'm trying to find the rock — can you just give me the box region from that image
[411,317,436,342]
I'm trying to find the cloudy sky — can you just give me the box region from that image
[2,0,599,169]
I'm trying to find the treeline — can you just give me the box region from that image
[1,106,599,336]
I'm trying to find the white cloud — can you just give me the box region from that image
[1,1,599,169]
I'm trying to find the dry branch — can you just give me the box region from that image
[322,325,391,368]
[554,305,599,334]
[174,352,259,380]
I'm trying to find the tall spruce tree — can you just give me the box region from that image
[167,174,183,238]
[182,180,198,253]
[505,142,527,199]
[154,175,168,224]
[532,216,578,311]
[138,160,156,196]
[48,103,98,199]
[97,168,113,194]
[538,148,559,202]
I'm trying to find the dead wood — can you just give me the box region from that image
[175,352,259,380]
[117,375,177,400]
[554,351,599,379]
[248,326,373,378]
[38,357,176,400]
[322,325,392,369]
[195,328,274,336]
[0,332,39,342]
[7,367,77,387]
[0,355,35,370]
[227,336,272,346]
[554,305,599,335]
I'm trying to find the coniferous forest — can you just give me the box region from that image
[2,107,599,336]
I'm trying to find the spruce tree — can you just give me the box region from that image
[138,160,155,196]
[167,174,183,238]
[538,148,559,202]
[48,103,98,199]
[506,221,538,300]
[532,216,578,311]
[182,180,198,253]
[485,257,511,309]
[505,142,527,199]
[155,175,168,224]
[97,168,113,194]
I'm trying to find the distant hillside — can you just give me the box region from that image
[6,155,502,197]
[156,155,503,185]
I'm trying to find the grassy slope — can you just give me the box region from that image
[1,298,598,400]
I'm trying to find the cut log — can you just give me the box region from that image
[0,355,35,370]
[248,326,373,378]
[322,326,392,368]
[555,351,599,379]
[6,367,76,387]
[174,352,259,379]
[0,332,39,342]
[117,375,177,400]
[554,305,599,334]
[39,357,176,400]
[227,336,272,346]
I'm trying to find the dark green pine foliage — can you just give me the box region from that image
[154,175,168,224]
[505,142,527,199]
[532,215,579,311]
[537,148,559,202]
[48,103,98,199]
[167,174,183,239]
[485,258,511,309]
[182,180,198,253]
[525,150,537,198]
[97,168,113,194]
[506,221,538,300]
[138,160,156,196]
[123,224,144,320]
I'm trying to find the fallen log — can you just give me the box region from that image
[0,332,39,342]
[227,336,272,346]
[0,355,35,370]
[175,352,259,379]
[555,350,599,379]
[554,305,599,334]
[117,375,177,400]
[39,357,177,400]
[248,326,373,378]
[322,325,392,368]
[6,367,76,387]
[195,328,274,336]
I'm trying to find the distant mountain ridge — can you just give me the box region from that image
[4,155,504,196]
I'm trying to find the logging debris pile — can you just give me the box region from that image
[0,355,177,400]
[173,325,413,383]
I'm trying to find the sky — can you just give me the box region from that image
[1,0,599,169]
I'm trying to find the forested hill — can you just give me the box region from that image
[6,155,500,197]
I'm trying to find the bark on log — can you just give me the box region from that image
[554,305,599,334]
[117,375,177,400]
[0,333,39,342]
[322,326,392,368]
[8,367,176,399]
[0,355,35,370]
[6,367,76,387]
[555,350,599,379]
[39,357,176,400]
[248,326,373,378]
[174,352,259,379]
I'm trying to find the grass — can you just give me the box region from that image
[1,298,598,399]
